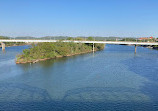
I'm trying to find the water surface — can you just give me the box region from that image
[0,45,158,111]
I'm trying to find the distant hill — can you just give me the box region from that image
[15,36,36,39]
[0,36,137,41]
[39,36,69,40]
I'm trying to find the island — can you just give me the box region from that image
[16,42,105,64]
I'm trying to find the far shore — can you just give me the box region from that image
[0,43,31,48]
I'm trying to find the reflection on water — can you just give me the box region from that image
[0,45,158,111]
[18,57,69,70]
[0,82,51,102]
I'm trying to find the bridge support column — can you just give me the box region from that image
[93,43,94,52]
[1,42,5,51]
[135,45,137,53]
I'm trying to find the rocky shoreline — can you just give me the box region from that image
[140,45,158,49]
[122,44,158,50]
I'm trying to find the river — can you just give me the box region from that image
[0,44,158,111]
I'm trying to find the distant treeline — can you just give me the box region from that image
[1,35,158,42]
[0,35,139,41]
[0,36,9,39]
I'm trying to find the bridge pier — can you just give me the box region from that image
[135,45,137,53]
[93,43,94,52]
[1,42,5,51]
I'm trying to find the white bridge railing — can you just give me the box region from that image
[1,39,158,45]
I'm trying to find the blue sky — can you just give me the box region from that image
[0,0,158,37]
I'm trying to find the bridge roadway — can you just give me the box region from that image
[1,39,158,45]
[1,39,158,52]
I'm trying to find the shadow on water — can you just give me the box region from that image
[62,87,151,102]
[140,82,158,101]
[0,83,158,111]
[38,57,68,68]
[122,55,158,82]
[0,82,52,102]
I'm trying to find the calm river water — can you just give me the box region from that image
[0,44,158,111]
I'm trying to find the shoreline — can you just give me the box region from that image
[16,50,96,64]
[0,44,29,48]
[141,45,158,49]
[122,44,158,50]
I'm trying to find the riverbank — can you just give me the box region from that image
[140,45,158,50]
[121,44,158,50]
[0,42,30,48]
[16,42,105,64]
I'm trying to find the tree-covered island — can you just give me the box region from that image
[16,42,105,64]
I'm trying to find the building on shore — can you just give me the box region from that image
[138,36,154,40]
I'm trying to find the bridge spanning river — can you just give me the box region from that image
[1,39,158,53]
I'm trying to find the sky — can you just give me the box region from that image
[0,0,158,37]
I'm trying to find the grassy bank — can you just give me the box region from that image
[16,42,105,64]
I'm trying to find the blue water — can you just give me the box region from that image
[0,44,158,111]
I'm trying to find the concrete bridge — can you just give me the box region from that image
[1,39,158,53]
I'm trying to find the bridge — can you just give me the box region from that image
[1,39,158,53]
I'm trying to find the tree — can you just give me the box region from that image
[87,37,94,41]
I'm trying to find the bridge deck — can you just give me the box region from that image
[0,39,158,45]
